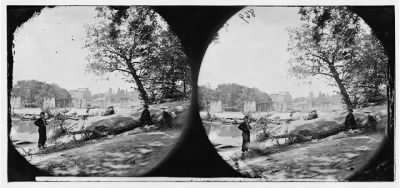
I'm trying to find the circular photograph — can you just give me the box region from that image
[198,6,388,181]
[10,6,191,176]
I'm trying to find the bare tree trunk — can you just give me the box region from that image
[185,67,192,93]
[125,62,150,105]
[328,64,353,109]
[373,60,380,101]
[183,79,186,96]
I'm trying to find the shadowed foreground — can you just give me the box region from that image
[30,130,180,176]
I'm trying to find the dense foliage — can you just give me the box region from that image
[198,83,272,112]
[12,80,71,106]
[287,7,388,109]
[84,6,190,105]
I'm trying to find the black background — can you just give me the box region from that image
[7,5,395,181]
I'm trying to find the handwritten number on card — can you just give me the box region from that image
[248,9,255,17]
[238,14,249,23]
[239,9,255,23]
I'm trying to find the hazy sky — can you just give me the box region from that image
[13,6,134,94]
[13,6,351,97]
[198,7,339,98]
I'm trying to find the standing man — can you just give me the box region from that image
[140,104,152,126]
[83,107,90,120]
[34,112,48,149]
[365,112,377,132]
[160,107,173,128]
[344,109,357,130]
[238,115,252,153]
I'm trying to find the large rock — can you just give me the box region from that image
[289,120,345,139]
[85,116,141,136]
[289,105,388,139]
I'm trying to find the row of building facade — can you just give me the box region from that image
[208,91,344,113]
[11,88,141,109]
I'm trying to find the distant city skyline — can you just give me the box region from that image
[12,79,137,96]
[67,87,137,94]
[198,82,340,99]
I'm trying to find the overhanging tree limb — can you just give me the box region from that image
[305,48,332,64]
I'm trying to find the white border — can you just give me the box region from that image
[1,0,399,188]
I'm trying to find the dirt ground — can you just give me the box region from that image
[218,131,383,181]
[22,129,181,176]
[205,105,387,181]
[10,101,189,176]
